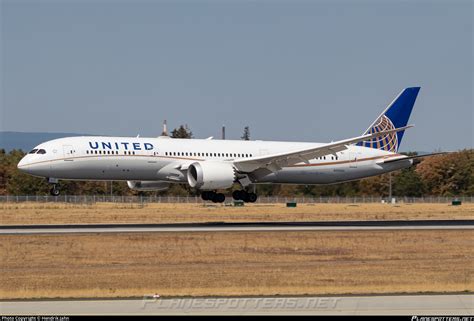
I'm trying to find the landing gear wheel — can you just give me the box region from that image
[50,185,60,196]
[232,190,243,200]
[247,192,258,203]
[218,193,226,203]
[201,191,211,201]
[212,193,225,203]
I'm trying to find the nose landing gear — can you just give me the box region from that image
[47,178,60,196]
[50,184,60,196]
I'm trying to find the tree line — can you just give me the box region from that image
[1,125,472,197]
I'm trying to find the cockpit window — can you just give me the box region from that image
[37,149,46,154]
[28,149,38,154]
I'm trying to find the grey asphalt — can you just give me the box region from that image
[1,295,472,315]
[1,220,473,234]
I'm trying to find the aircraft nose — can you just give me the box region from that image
[17,154,50,177]
[17,155,36,174]
[17,156,29,170]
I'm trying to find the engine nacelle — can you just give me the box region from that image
[187,161,235,190]
[127,180,170,191]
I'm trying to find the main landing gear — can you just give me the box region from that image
[201,191,226,203]
[232,190,258,203]
[50,184,60,196]
[201,190,258,203]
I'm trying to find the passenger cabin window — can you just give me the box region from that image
[28,149,38,154]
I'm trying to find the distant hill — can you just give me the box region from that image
[0,131,94,152]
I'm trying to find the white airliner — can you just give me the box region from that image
[18,87,433,202]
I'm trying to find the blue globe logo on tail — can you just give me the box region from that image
[357,115,398,152]
[356,87,420,153]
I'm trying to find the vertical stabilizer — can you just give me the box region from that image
[356,87,420,152]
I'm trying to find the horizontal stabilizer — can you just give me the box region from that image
[377,152,448,165]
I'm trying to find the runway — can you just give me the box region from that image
[1,294,472,315]
[1,220,473,234]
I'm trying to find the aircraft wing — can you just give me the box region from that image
[233,125,413,173]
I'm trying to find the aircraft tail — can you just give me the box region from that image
[356,87,420,152]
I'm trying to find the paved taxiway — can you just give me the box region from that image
[1,295,472,315]
[0,220,473,234]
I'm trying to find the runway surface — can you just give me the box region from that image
[0,220,473,234]
[1,294,472,315]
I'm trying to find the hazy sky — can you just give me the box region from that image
[1,0,472,152]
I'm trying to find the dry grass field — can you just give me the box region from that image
[0,229,472,299]
[1,202,473,225]
[1,202,472,299]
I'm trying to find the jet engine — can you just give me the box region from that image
[187,161,235,190]
[127,180,170,191]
